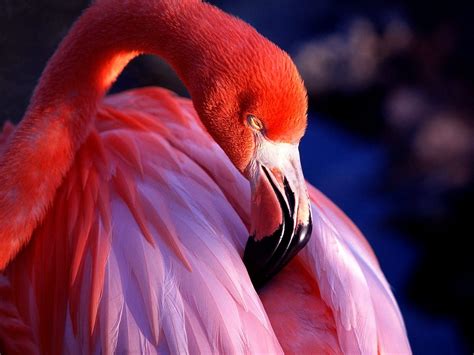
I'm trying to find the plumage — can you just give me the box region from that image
[0,0,411,354]
[0,88,410,354]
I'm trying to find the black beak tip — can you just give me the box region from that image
[243,215,312,290]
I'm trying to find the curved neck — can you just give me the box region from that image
[0,0,262,269]
[28,0,231,141]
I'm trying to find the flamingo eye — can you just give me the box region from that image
[247,115,264,131]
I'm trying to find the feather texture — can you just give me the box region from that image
[0,88,281,354]
[299,185,411,354]
[0,87,410,354]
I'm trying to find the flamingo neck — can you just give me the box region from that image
[29,0,234,140]
[0,0,261,269]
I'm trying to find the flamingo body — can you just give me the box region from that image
[0,0,411,353]
[0,88,409,354]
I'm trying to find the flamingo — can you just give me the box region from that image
[0,0,411,353]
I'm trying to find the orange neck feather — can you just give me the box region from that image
[0,0,306,269]
[29,0,306,167]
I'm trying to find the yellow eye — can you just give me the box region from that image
[247,115,264,131]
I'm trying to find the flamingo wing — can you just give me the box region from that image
[296,185,411,354]
[256,185,411,354]
[0,87,282,354]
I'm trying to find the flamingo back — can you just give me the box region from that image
[0,87,410,354]
[0,88,282,354]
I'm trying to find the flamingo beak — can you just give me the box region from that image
[243,141,312,289]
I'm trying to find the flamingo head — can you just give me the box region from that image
[189,31,312,288]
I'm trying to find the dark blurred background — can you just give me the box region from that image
[0,1,472,353]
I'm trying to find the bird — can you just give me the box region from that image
[0,0,411,354]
